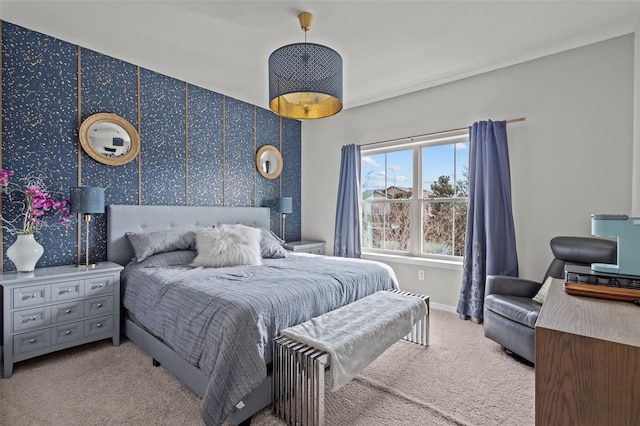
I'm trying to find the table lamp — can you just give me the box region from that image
[276,197,293,241]
[70,186,105,268]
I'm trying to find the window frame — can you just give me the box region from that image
[361,130,470,261]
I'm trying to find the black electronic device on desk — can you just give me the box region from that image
[564,264,640,303]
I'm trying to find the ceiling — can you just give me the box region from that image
[1,1,639,112]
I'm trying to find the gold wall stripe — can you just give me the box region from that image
[77,46,82,185]
[279,116,283,196]
[253,105,257,207]
[185,82,189,206]
[137,66,142,205]
[222,95,226,206]
[76,46,82,265]
[0,20,3,270]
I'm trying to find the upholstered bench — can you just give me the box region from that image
[272,289,429,426]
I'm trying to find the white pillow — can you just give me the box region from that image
[191,224,262,268]
[532,276,554,304]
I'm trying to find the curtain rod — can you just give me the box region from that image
[360,117,526,148]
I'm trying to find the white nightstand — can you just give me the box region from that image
[1,261,123,378]
[283,240,326,255]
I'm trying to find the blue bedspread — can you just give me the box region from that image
[121,251,398,425]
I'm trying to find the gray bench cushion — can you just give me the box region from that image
[485,294,540,329]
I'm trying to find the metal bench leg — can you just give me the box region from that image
[389,290,430,347]
[274,337,329,426]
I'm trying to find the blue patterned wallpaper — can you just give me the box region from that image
[139,69,188,206]
[1,21,301,271]
[1,23,78,269]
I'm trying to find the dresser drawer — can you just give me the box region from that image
[85,295,114,317]
[51,280,83,301]
[51,300,84,324]
[84,276,114,297]
[51,321,84,345]
[13,285,50,308]
[13,306,50,332]
[13,329,50,355]
[85,315,113,337]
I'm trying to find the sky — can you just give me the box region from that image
[362,142,469,193]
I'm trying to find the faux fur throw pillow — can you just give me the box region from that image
[191,224,262,268]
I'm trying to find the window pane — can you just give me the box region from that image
[455,141,470,196]
[362,202,383,249]
[362,150,413,200]
[362,153,386,199]
[385,150,413,197]
[423,200,468,256]
[423,201,453,255]
[453,201,468,256]
[423,145,454,198]
[362,202,410,252]
[385,202,411,251]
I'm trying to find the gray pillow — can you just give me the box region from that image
[259,227,287,259]
[126,229,196,262]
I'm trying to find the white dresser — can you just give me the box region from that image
[1,261,123,378]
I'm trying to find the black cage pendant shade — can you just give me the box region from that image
[269,12,343,120]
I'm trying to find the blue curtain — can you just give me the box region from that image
[457,120,518,322]
[334,144,362,257]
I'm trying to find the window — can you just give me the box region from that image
[361,131,469,259]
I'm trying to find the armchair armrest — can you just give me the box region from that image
[485,275,542,299]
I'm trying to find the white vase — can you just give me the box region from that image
[7,234,44,272]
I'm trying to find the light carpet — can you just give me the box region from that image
[0,309,534,425]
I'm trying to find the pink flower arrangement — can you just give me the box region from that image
[0,169,73,235]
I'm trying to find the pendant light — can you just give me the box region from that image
[268,12,343,120]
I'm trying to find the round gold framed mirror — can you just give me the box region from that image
[255,145,283,179]
[79,113,140,166]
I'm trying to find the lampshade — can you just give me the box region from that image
[276,197,293,214]
[268,12,343,120]
[69,187,105,214]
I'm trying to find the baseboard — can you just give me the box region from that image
[430,302,457,313]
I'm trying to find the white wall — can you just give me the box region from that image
[633,26,640,214]
[301,35,634,310]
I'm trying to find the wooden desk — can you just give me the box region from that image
[535,278,640,425]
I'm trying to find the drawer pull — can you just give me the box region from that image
[30,315,37,321]
[96,323,102,328]
[29,338,37,343]
[30,293,37,299]
[65,288,72,293]
[65,309,72,314]
[96,303,103,308]
[94,284,104,289]
[65,330,71,335]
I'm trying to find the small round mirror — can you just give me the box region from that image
[79,113,140,166]
[256,145,283,179]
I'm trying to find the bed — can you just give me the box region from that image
[106,205,398,426]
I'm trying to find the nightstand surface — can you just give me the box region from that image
[284,240,326,255]
[1,261,123,378]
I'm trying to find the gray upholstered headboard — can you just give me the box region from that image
[106,205,271,266]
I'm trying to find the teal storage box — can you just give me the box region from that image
[591,214,640,275]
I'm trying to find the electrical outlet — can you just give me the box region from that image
[418,270,425,281]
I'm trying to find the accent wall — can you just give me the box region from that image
[0,21,301,271]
